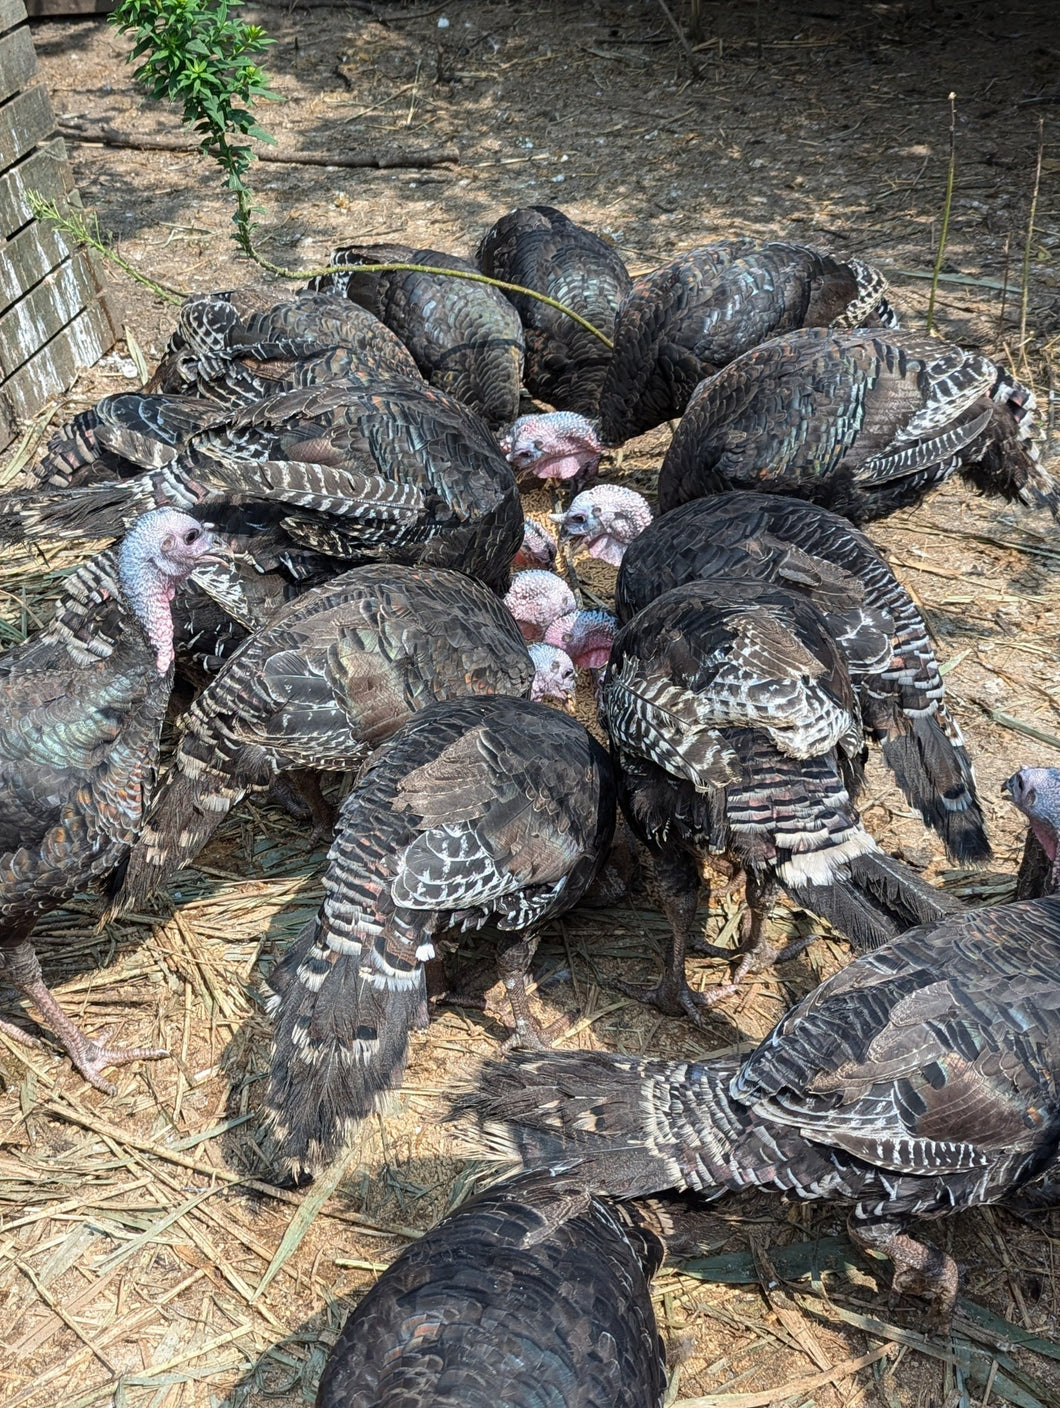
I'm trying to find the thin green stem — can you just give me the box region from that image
[30,195,615,351]
[926,91,957,337]
[27,195,187,304]
[1017,117,1045,372]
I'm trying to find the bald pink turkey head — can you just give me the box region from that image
[553,485,653,566]
[543,609,616,671]
[528,643,578,706]
[118,509,224,673]
[504,570,578,642]
[499,412,603,482]
[513,517,558,570]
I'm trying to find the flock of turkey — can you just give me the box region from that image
[3,203,1060,1405]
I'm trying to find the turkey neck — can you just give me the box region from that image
[117,533,182,674]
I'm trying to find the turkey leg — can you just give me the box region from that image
[615,847,739,1023]
[848,1214,959,1330]
[1,941,168,1094]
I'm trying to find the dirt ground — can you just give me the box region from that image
[2,1,1060,1405]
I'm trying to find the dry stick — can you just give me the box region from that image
[926,91,957,337]
[1018,117,1046,374]
[56,121,460,170]
[653,0,704,78]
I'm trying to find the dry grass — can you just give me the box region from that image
[3,1,1060,1404]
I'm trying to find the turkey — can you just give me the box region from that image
[1003,767,1060,898]
[656,328,1053,523]
[314,1171,667,1408]
[1,378,524,596]
[528,643,578,706]
[32,290,422,490]
[584,490,988,864]
[0,509,221,1089]
[150,287,422,403]
[555,483,654,566]
[105,564,538,919]
[308,243,524,428]
[457,897,1060,1325]
[476,205,631,415]
[597,240,897,445]
[603,579,956,1019]
[265,695,616,1175]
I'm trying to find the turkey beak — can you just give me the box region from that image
[194,527,230,566]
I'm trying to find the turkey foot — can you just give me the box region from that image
[5,943,168,1094]
[271,769,337,845]
[0,1016,48,1052]
[849,1217,959,1331]
[614,971,738,1025]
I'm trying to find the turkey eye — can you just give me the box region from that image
[183,528,200,544]
[533,440,544,452]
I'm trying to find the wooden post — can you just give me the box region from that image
[0,0,119,450]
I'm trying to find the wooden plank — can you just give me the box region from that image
[0,83,55,170]
[0,215,73,314]
[0,0,28,38]
[0,296,114,421]
[0,250,103,376]
[0,389,15,452]
[0,23,36,104]
[0,138,71,238]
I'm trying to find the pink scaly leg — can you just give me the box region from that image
[2,941,168,1094]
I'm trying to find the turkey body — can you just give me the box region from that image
[5,378,524,595]
[108,563,536,917]
[615,492,988,863]
[460,897,1060,1322]
[315,1171,667,1408]
[309,243,524,428]
[0,511,218,1088]
[597,241,895,444]
[656,328,1052,523]
[476,205,631,415]
[265,695,616,1175]
[604,579,955,1018]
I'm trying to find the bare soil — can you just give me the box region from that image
[2,3,1060,1406]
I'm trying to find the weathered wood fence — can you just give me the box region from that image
[0,0,118,450]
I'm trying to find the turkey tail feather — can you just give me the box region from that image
[264,920,425,1177]
[880,713,990,864]
[104,766,246,918]
[788,849,959,952]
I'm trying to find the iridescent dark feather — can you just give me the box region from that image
[656,328,1054,523]
[265,696,616,1175]
[316,1171,667,1408]
[107,564,536,918]
[309,243,524,428]
[597,241,897,444]
[457,898,1060,1321]
[477,205,631,415]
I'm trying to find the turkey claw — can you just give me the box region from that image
[70,1034,170,1095]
